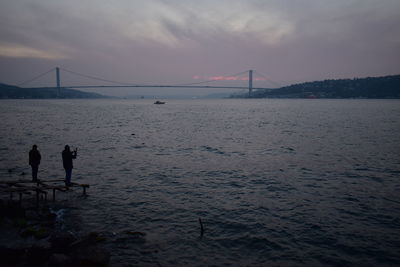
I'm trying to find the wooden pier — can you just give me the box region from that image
[0,179,90,204]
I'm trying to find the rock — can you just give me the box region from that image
[50,232,77,253]
[87,231,107,242]
[25,241,52,265]
[0,246,25,265]
[13,218,28,228]
[1,201,25,218]
[69,234,97,250]
[74,245,110,267]
[25,209,38,220]
[47,253,71,267]
[21,226,49,239]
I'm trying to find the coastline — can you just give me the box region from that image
[0,198,110,266]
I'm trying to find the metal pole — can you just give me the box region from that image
[249,70,253,97]
[56,67,61,98]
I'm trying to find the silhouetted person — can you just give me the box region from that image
[62,145,77,186]
[29,145,41,182]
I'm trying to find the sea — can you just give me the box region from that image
[1,99,399,266]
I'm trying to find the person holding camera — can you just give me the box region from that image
[29,144,41,182]
[62,145,77,186]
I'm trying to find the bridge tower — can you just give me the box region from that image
[56,67,61,98]
[248,69,253,97]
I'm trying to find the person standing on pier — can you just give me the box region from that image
[62,145,77,186]
[29,145,41,182]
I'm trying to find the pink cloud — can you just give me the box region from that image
[209,76,241,81]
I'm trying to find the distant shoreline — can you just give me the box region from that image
[0,83,109,99]
[233,74,400,99]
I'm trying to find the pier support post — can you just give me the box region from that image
[56,67,61,98]
[82,184,89,196]
[36,188,40,208]
[248,70,253,97]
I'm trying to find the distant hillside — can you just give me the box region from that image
[241,74,400,99]
[0,83,108,99]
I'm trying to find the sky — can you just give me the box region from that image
[0,0,399,96]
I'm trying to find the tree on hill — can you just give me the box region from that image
[239,74,400,99]
[0,83,108,99]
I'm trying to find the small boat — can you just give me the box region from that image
[154,100,166,104]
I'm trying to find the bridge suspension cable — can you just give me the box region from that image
[18,67,275,90]
[59,67,141,86]
[18,67,56,86]
[253,70,282,88]
[169,70,250,87]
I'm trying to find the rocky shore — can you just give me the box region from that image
[0,199,110,267]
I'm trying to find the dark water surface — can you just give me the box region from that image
[1,99,400,266]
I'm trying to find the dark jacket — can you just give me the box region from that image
[29,149,41,166]
[62,150,77,170]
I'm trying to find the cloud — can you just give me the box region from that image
[0,0,298,49]
[0,0,399,90]
[0,43,67,59]
[68,0,295,47]
[2,0,399,51]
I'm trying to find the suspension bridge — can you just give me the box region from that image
[18,67,279,96]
